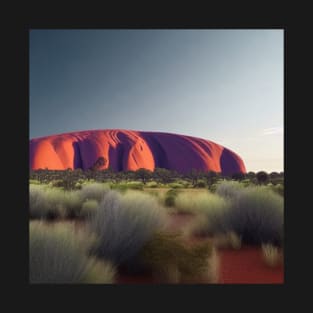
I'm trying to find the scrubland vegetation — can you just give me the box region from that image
[29,221,115,283]
[29,168,284,284]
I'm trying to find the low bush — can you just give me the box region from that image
[110,183,128,193]
[177,180,192,188]
[194,180,207,188]
[166,188,179,196]
[164,189,180,208]
[164,194,176,207]
[89,191,167,265]
[146,181,159,188]
[168,182,184,189]
[138,232,218,283]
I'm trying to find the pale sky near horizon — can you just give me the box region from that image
[30,29,284,172]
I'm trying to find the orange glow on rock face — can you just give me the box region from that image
[30,129,246,174]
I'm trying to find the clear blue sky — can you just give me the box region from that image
[30,29,284,172]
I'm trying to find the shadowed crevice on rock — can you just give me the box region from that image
[73,142,83,169]
[108,144,125,172]
[140,133,169,169]
[220,148,244,176]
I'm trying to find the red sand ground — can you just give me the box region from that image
[117,213,284,284]
[219,246,284,284]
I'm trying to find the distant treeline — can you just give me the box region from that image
[30,168,284,189]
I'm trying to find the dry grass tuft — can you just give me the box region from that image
[261,244,283,268]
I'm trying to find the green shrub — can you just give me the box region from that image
[51,179,66,188]
[89,191,167,265]
[29,222,101,283]
[166,188,179,197]
[241,179,253,187]
[138,232,218,283]
[271,184,284,197]
[164,189,180,208]
[29,179,41,185]
[146,181,159,188]
[176,180,191,188]
[126,181,144,190]
[164,194,176,207]
[194,180,207,188]
[208,183,218,193]
[168,182,184,189]
[75,182,82,190]
[110,183,128,193]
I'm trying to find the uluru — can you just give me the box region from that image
[29,129,246,175]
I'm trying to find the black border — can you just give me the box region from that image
[6,10,299,308]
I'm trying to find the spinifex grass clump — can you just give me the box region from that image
[30,185,65,220]
[29,184,48,218]
[215,180,245,200]
[30,185,84,220]
[63,191,83,218]
[80,183,110,202]
[126,181,144,190]
[261,243,283,268]
[174,191,229,228]
[164,189,179,207]
[81,199,99,219]
[89,190,167,265]
[168,182,184,189]
[271,184,284,197]
[29,222,115,284]
[146,181,159,188]
[138,232,218,283]
[225,186,284,245]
